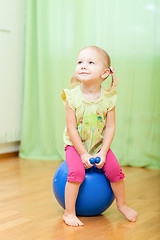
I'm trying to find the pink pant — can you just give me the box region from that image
[65,145,125,183]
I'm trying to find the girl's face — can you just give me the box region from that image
[75,48,109,84]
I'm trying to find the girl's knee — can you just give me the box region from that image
[67,167,85,183]
[103,165,125,182]
[103,149,125,182]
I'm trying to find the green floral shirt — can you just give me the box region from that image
[61,85,117,155]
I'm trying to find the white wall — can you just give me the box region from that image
[0,0,25,153]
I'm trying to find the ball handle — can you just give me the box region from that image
[89,158,95,164]
[89,157,101,164]
[95,157,101,163]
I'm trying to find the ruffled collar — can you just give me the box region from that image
[78,85,103,104]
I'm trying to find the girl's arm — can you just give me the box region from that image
[95,106,116,168]
[65,100,93,168]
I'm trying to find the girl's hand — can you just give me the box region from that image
[81,153,93,169]
[94,150,106,169]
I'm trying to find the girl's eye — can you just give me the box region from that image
[89,61,94,64]
[77,61,83,64]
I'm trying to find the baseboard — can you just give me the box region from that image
[0,151,19,159]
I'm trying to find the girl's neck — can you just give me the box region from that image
[80,82,101,101]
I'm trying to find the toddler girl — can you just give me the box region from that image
[61,46,137,227]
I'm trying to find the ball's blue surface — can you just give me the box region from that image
[53,160,115,216]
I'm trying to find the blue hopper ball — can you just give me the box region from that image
[53,160,115,216]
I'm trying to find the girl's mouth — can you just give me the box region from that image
[80,72,89,75]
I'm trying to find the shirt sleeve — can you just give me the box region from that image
[107,91,117,111]
[61,89,75,111]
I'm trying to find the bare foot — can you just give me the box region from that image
[63,212,84,227]
[118,205,137,222]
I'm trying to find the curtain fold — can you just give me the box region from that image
[19,0,160,169]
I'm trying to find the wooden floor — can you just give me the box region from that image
[0,157,160,240]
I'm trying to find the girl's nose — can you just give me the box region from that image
[81,63,87,69]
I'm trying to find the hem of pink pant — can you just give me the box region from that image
[67,177,84,183]
[109,175,125,183]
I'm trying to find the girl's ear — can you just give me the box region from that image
[101,68,110,79]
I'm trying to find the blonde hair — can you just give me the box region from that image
[70,46,119,93]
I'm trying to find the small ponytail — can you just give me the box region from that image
[105,73,119,93]
[70,74,80,88]
[104,67,119,93]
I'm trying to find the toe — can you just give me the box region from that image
[78,220,84,226]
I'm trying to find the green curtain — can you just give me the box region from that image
[19,0,160,169]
